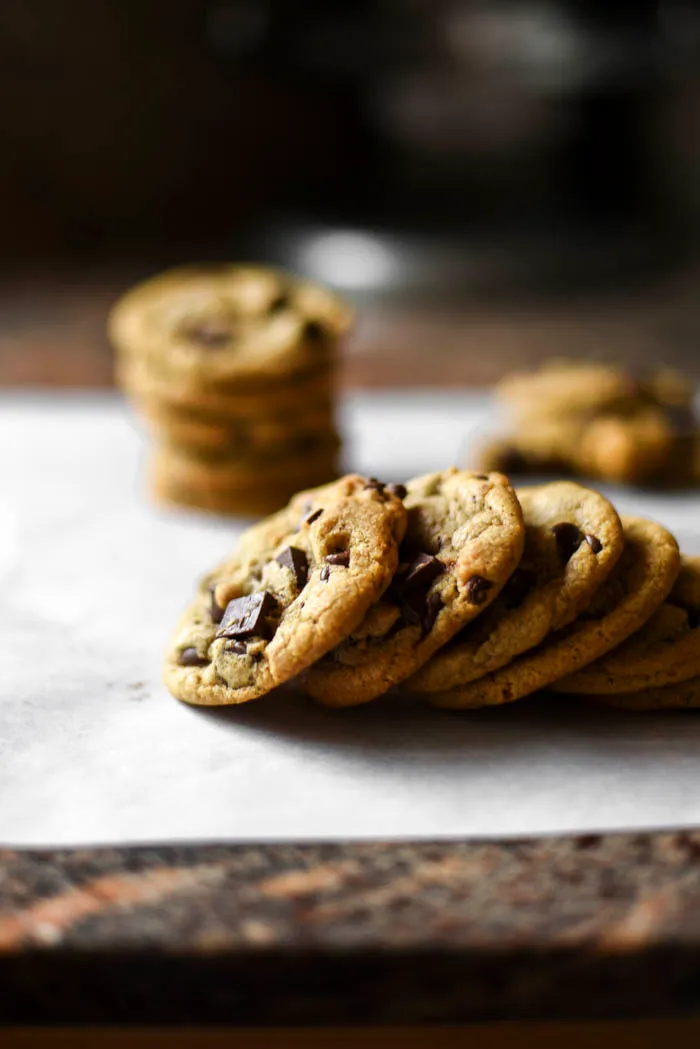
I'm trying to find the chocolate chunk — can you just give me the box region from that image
[401,553,445,594]
[268,292,290,314]
[320,565,331,582]
[209,587,225,623]
[422,591,443,634]
[216,592,276,640]
[303,507,323,526]
[226,640,247,654]
[466,575,493,605]
[275,546,308,588]
[386,483,407,499]
[178,647,208,667]
[304,319,326,342]
[501,567,537,610]
[473,474,489,481]
[364,477,385,493]
[552,522,583,563]
[399,602,422,627]
[182,320,232,347]
[325,550,350,567]
[584,534,603,554]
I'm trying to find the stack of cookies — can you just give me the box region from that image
[164,469,700,714]
[479,360,700,486]
[110,264,352,516]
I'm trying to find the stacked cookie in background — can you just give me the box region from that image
[110,264,352,516]
[164,469,700,714]
[480,360,700,486]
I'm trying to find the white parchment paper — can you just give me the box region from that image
[2,391,700,847]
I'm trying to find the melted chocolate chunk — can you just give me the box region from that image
[552,522,583,563]
[364,477,385,493]
[422,591,443,634]
[320,565,331,582]
[584,534,603,554]
[304,319,326,343]
[275,546,309,588]
[182,320,232,347]
[226,640,247,654]
[268,292,290,314]
[501,567,537,610]
[386,483,407,499]
[325,550,350,567]
[466,575,493,605]
[216,592,276,641]
[473,474,489,481]
[178,647,208,667]
[303,507,323,526]
[209,587,225,624]
[401,553,445,594]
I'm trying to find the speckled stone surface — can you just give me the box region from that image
[2,834,700,1024]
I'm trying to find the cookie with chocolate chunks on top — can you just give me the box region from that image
[302,469,525,706]
[552,555,700,695]
[427,515,679,710]
[408,482,624,693]
[163,474,407,705]
[109,264,353,392]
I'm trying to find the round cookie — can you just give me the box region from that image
[408,482,624,693]
[302,469,525,707]
[109,264,352,389]
[584,678,700,711]
[426,516,680,710]
[119,353,336,418]
[151,444,339,499]
[137,397,337,455]
[552,556,700,694]
[164,475,407,705]
[497,360,643,424]
[479,410,678,485]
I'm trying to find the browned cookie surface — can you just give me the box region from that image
[409,482,624,693]
[427,516,680,710]
[303,469,525,706]
[164,475,407,705]
[553,556,700,694]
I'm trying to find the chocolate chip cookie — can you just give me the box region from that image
[164,475,407,705]
[110,264,352,389]
[302,469,525,707]
[426,516,680,710]
[553,556,700,694]
[585,677,700,711]
[408,482,624,693]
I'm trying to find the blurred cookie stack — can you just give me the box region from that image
[109,264,352,516]
[480,360,700,487]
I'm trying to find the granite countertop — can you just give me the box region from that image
[2,833,700,1024]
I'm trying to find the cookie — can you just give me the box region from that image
[425,515,680,710]
[302,469,525,707]
[584,678,700,711]
[109,264,353,388]
[408,482,624,693]
[497,361,643,424]
[137,397,337,455]
[497,361,694,422]
[164,475,407,705]
[119,353,336,418]
[153,472,326,518]
[480,409,681,485]
[552,556,700,694]
[151,443,340,497]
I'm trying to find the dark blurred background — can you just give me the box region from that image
[1,0,699,386]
